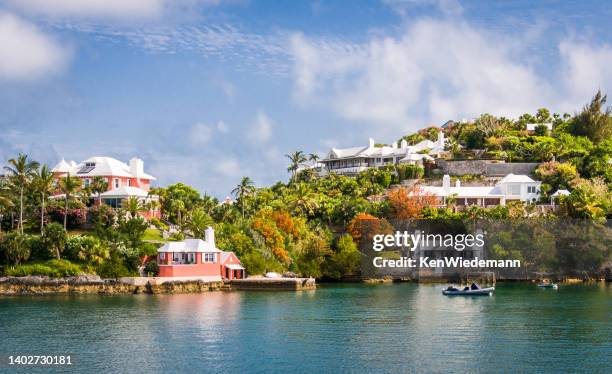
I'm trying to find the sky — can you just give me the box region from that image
[1,0,612,197]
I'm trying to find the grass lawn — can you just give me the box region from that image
[143,228,167,242]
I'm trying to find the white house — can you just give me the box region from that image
[525,123,553,133]
[320,132,446,176]
[419,173,542,207]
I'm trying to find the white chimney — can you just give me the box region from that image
[129,158,144,179]
[400,139,408,148]
[455,179,461,188]
[205,226,215,247]
[438,131,445,147]
[443,174,450,193]
[392,142,398,149]
[368,137,375,148]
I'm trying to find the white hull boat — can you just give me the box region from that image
[442,283,495,296]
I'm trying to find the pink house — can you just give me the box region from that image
[51,156,160,219]
[157,227,245,280]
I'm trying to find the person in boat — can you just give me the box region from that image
[470,282,480,290]
[446,286,459,291]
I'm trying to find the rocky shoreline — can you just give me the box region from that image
[0,275,317,295]
[0,275,227,295]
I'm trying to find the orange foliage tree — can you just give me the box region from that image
[387,186,439,219]
[251,217,289,264]
[347,213,393,245]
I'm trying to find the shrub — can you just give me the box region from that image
[47,207,87,229]
[149,217,168,231]
[96,254,133,279]
[0,232,31,265]
[143,260,159,277]
[65,235,110,266]
[5,259,82,278]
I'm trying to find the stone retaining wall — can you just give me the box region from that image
[437,160,539,176]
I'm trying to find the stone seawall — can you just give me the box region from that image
[0,275,316,295]
[0,275,227,295]
[230,277,316,290]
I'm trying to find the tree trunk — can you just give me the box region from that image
[40,193,45,236]
[64,196,68,230]
[19,187,23,234]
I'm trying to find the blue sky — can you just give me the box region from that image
[1,0,612,197]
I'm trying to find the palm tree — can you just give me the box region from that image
[0,181,14,234]
[33,165,56,235]
[186,208,214,239]
[231,177,255,219]
[122,196,145,218]
[286,151,307,181]
[288,183,319,216]
[3,153,40,233]
[309,153,320,164]
[58,173,81,230]
[90,176,108,206]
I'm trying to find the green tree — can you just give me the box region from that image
[90,176,108,206]
[186,208,214,239]
[286,151,307,181]
[3,153,40,233]
[58,173,82,230]
[232,177,255,219]
[43,222,67,260]
[33,164,55,235]
[122,197,145,218]
[571,90,612,144]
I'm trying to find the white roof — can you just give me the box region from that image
[551,189,570,197]
[325,132,446,161]
[225,264,245,270]
[99,186,150,198]
[420,186,504,198]
[52,156,155,180]
[526,123,552,131]
[399,153,434,162]
[158,239,221,253]
[497,173,537,184]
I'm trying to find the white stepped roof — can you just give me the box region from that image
[551,189,570,197]
[420,186,504,198]
[52,156,155,180]
[158,239,221,253]
[497,173,537,184]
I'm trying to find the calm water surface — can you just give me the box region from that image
[0,283,610,373]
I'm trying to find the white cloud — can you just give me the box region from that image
[214,158,242,177]
[289,18,612,134]
[249,111,273,144]
[558,41,612,109]
[190,123,213,145]
[6,0,165,20]
[0,12,70,80]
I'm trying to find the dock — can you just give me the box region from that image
[230,277,316,290]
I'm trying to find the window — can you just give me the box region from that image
[159,253,165,260]
[114,178,120,189]
[173,253,180,262]
[527,186,538,194]
[128,179,132,187]
[203,253,215,263]
[83,178,91,188]
[509,184,521,195]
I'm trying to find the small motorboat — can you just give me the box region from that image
[537,279,558,289]
[442,282,495,296]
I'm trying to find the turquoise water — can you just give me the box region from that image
[0,283,610,373]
